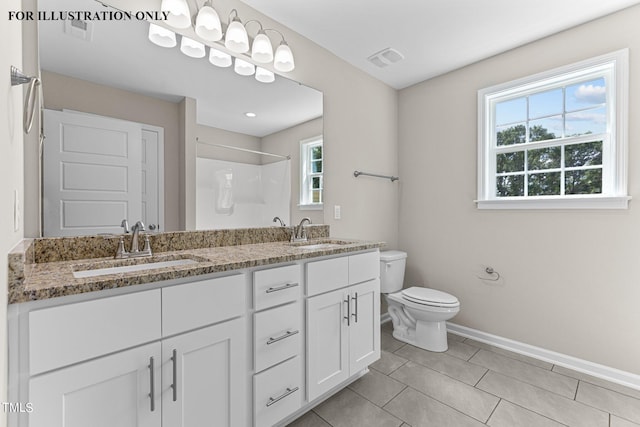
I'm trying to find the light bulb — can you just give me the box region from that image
[195,5,222,41]
[251,31,273,63]
[208,48,232,67]
[161,0,191,29]
[225,18,249,53]
[180,36,205,58]
[234,58,255,76]
[148,23,176,48]
[255,67,275,83]
[274,41,295,72]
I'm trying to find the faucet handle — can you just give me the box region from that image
[115,236,127,259]
[142,235,152,255]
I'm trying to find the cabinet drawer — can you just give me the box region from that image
[29,290,161,375]
[349,251,380,285]
[162,274,245,337]
[306,256,349,297]
[254,356,301,427]
[254,303,301,372]
[254,264,300,311]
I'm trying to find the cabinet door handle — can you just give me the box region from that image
[344,295,350,326]
[266,386,299,407]
[171,349,177,402]
[267,329,300,345]
[148,357,155,412]
[352,292,358,323]
[266,282,299,293]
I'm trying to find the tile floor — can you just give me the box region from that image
[287,322,640,427]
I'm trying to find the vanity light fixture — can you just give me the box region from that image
[180,36,206,58]
[209,47,232,67]
[245,112,257,118]
[148,2,296,83]
[161,0,191,29]
[224,9,249,53]
[194,1,222,41]
[148,23,176,48]
[234,57,255,76]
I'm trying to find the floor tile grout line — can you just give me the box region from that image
[483,397,502,425]
[393,349,488,388]
[310,408,335,427]
[504,399,573,427]
[474,367,491,387]
[462,337,556,371]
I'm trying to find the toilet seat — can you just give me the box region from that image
[401,287,459,308]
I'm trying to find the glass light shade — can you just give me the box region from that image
[180,36,206,58]
[251,32,273,63]
[208,48,232,67]
[225,19,249,53]
[234,58,255,76]
[255,67,275,83]
[148,23,176,48]
[274,41,295,72]
[161,0,191,29]
[195,5,222,41]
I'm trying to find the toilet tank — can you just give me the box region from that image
[379,250,407,293]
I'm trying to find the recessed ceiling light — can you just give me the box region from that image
[245,112,257,118]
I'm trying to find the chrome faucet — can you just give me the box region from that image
[120,219,129,234]
[115,221,152,259]
[292,217,312,242]
[273,216,286,227]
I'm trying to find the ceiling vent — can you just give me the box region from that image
[64,19,93,41]
[367,48,405,68]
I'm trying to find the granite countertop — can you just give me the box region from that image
[9,238,384,304]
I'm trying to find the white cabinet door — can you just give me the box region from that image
[349,279,381,373]
[306,288,350,401]
[29,342,161,427]
[161,317,247,427]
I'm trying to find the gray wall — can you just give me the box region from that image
[398,5,640,374]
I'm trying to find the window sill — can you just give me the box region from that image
[298,204,323,211]
[475,196,631,210]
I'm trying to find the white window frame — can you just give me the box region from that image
[477,49,630,209]
[299,136,323,210]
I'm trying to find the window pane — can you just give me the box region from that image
[312,176,321,189]
[311,146,322,160]
[496,152,524,173]
[312,190,322,203]
[529,88,563,119]
[496,175,524,197]
[529,118,561,141]
[497,124,526,146]
[566,77,606,112]
[496,97,527,126]
[527,146,561,170]
[565,141,602,167]
[565,169,602,194]
[528,172,560,196]
[311,160,322,173]
[565,106,606,137]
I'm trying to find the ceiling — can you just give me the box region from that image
[38,0,322,137]
[241,0,640,89]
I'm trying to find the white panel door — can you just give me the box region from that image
[306,288,350,401]
[43,109,142,236]
[349,279,381,373]
[29,342,161,427]
[161,317,247,427]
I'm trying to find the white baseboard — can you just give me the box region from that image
[446,322,640,391]
[381,314,639,391]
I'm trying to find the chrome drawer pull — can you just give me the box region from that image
[148,357,155,412]
[266,386,299,407]
[171,349,177,402]
[352,292,358,323]
[266,282,299,293]
[266,329,299,345]
[344,296,350,326]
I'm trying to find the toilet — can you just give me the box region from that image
[380,250,460,352]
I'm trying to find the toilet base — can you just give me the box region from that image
[391,320,449,352]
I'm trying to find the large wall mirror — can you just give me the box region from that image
[37,0,323,237]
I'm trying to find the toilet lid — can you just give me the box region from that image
[401,287,459,307]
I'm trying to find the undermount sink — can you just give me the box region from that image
[288,240,353,250]
[72,255,204,279]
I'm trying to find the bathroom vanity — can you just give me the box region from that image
[7,229,382,427]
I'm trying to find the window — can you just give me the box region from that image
[300,136,323,209]
[477,50,629,209]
